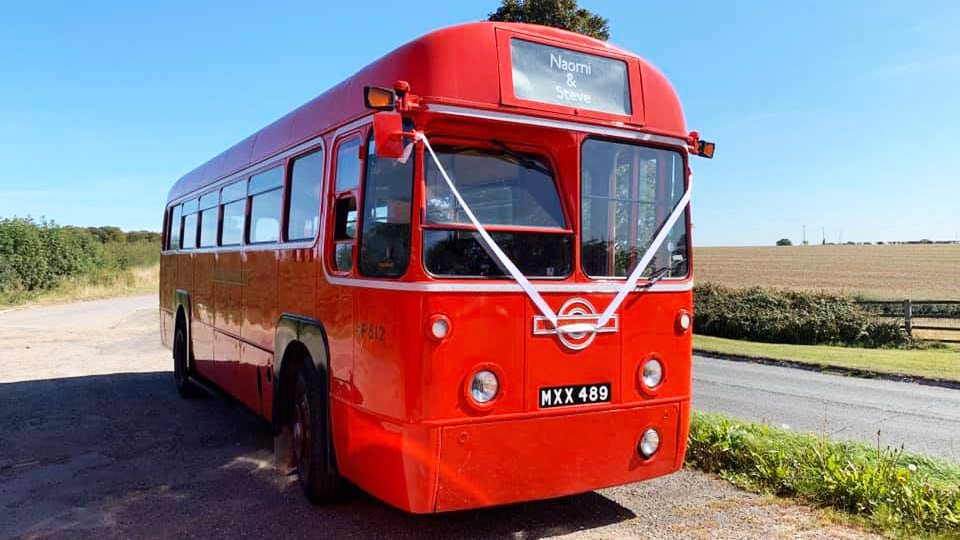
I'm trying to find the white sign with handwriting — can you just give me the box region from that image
[510,38,631,116]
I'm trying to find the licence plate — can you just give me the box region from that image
[539,383,611,408]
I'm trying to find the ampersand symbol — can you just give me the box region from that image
[566,73,576,87]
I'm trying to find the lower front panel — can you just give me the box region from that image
[435,403,681,512]
[332,400,684,513]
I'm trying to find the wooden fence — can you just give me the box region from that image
[856,300,960,343]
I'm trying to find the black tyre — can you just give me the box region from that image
[173,322,202,399]
[292,361,344,503]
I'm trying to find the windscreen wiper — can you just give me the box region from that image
[490,140,552,176]
[639,256,685,289]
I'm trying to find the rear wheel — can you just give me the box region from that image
[291,361,344,503]
[173,322,201,398]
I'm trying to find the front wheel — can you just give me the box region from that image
[291,362,344,503]
[173,323,201,399]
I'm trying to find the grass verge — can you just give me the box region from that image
[694,334,960,383]
[0,264,158,308]
[687,412,960,538]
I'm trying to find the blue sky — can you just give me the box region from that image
[1,1,957,246]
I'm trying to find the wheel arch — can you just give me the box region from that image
[273,315,332,430]
[173,290,192,365]
[273,314,337,475]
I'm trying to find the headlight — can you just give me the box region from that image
[641,359,663,389]
[638,428,661,458]
[470,370,499,403]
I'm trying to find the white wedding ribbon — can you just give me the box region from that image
[417,131,691,334]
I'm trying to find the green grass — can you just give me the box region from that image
[687,412,960,539]
[694,334,960,383]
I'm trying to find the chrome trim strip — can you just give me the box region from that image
[332,115,374,139]
[428,104,689,148]
[168,130,332,208]
[323,276,692,293]
[160,240,316,256]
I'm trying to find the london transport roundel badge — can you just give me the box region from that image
[533,298,620,351]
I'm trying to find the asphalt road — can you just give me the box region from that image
[692,355,960,461]
[0,295,896,539]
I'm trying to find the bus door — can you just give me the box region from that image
[324,133,363,395]
[352,130,416,416]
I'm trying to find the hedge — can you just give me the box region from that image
[0,218,160,295]
[694,283,910,348]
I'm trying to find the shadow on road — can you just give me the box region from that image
[0,372,635,539]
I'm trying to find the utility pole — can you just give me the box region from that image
[821,227,826,245]
[839,230,843,244]
[802,224,807,245]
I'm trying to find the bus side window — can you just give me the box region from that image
[168,204,182,249]
[181,198,199,250]
[220,180,246,246]
[198,191,219,248]
[248,167,283,244]
[358,131,413,277]
[330,137,361,273]
[286,148,325,241]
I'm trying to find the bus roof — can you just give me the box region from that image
[167,22,686,203]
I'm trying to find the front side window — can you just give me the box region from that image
[249,167,283,244]
[287,149,324,241]
[423,144,571,277]
[581,138,688,278]
[359,132,413,277]
[330,136,362,273]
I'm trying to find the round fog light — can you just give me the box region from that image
[427,314,451,341]
[431,318,449,339]
[470,370,499,403]
[641,359,663,390]
[677,310,692,332]
[639,428,661,458]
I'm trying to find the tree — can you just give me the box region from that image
[776,238,793,246]
[488,0,610,41]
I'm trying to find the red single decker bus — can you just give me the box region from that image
[160,22,714,513]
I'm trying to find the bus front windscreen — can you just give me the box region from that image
[580,138,689,279]
[423,146,572,278]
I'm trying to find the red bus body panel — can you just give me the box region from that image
[160,21,695,513]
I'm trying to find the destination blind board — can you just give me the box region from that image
[510,38,631,116]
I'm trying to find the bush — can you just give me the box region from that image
[776,238,793,246]
[0,217,160,298]
[687,412,960,536]
[694,283,910,348]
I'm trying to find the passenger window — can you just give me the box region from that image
[182,213,198,249]
[198,191,219,248]
[248,167,283,244]
[221,181,246,246]
[287,148,324,241]
[168,205,182,249]
[199,208,218,247]
[359,131,413,277]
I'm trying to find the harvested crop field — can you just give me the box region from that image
[694,244,960,300]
